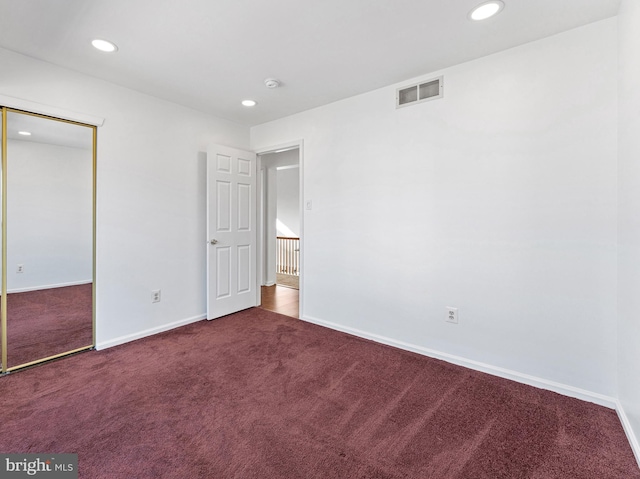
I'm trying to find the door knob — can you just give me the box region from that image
[209,239,218,245]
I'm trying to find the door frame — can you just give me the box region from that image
[255,140,304,319]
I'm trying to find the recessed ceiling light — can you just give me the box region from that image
[18,131,31,136]
[91,39,118,53]
[469,1,504,21]
[242,100,257,107]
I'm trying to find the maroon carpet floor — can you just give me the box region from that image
[5,284,93,368]
[0,307,638,478]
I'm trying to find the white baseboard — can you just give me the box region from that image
[300,314,617,409]
[616,400,640,468]
[8,279,93,294]
[264,281,276,287]
[96,314,206,350]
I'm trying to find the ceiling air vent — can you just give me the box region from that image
[396,76,444,108]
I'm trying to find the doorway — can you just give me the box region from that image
[257,145,302,318]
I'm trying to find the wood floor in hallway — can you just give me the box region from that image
[260,285,299,318]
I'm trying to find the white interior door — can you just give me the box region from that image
[206,144,257,319]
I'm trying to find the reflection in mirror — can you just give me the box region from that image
[4,111,94,369]
[1,109,4,372]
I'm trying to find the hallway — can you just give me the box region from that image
[260,285,299,318]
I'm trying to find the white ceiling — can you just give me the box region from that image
[0,0,621,127]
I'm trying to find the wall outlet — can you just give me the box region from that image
[152,290,161,303]
[446,307,458,324]
[17,264,24,273]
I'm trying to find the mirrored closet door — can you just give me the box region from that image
[1,107,96,372]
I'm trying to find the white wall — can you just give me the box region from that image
[263,167,277,285]
[6,140,92,292]
[617,0,640,460]
[277,167,300,237]
[0,47,249,347]
[252,19,618,398]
